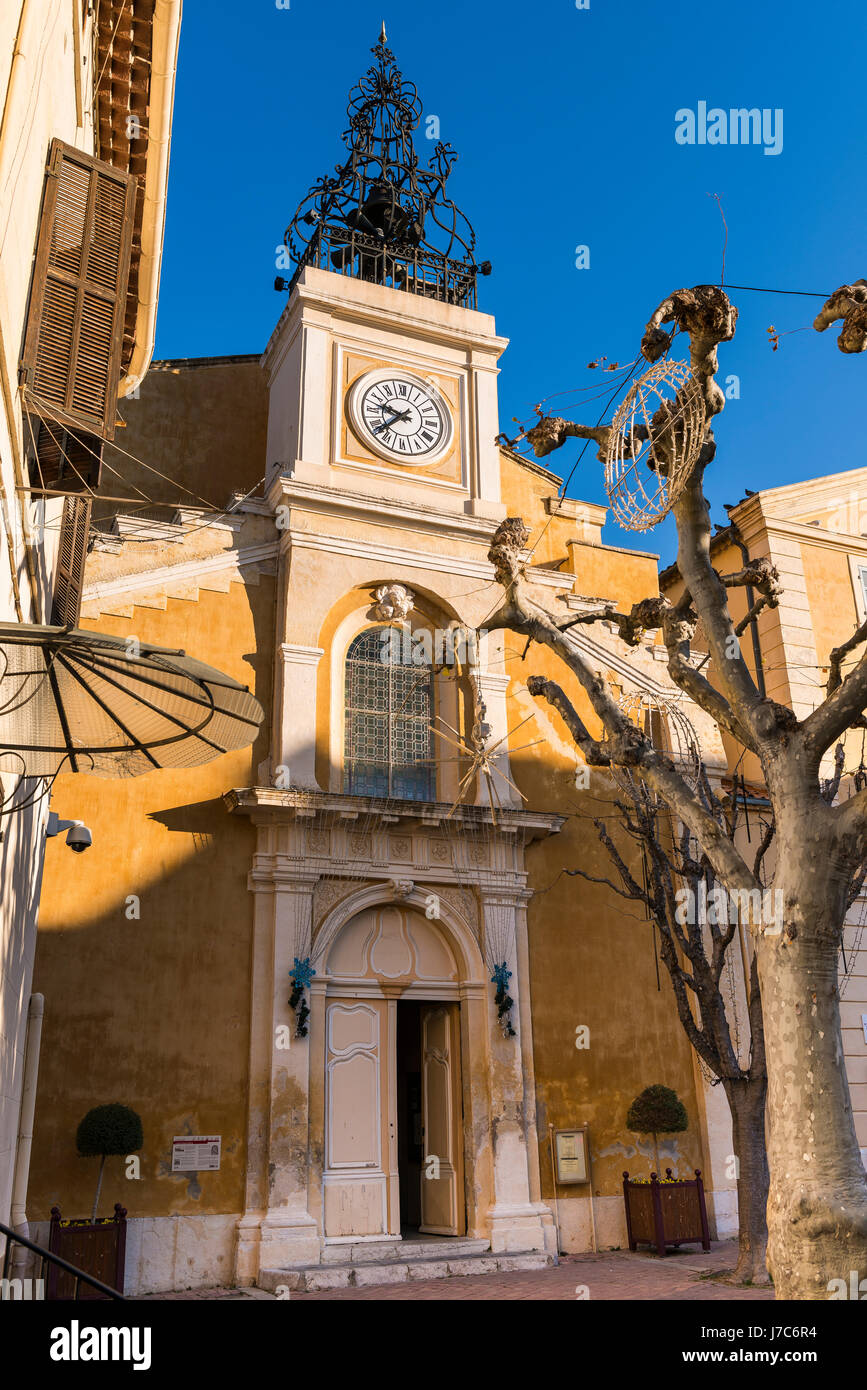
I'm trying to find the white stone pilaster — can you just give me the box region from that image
[480,892,554,1253]
[277,643,324,789]
[237,868,322,1278]
[467,356,507,521]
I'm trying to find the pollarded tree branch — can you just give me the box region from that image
[846,860,867,914]
[754,818,776,882]
[522,416,612,463]
[485,518,758,894]
[519,284,775,749]
[821,743,846,805]
[558,588,754,748]
[803,634,867,757]
[671,474,781,746]
[524,674,633,767]
[720,556,782,598]
[827,619,867,695]
[722,557,783,640]
[641,284,738,417]
[522,671,760,898]
[814,280,867,355]
[832,785,867,860]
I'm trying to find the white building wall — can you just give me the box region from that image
[0,0,97,1226]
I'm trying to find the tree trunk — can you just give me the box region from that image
[652,1133,661,1176]
[724,1077,770,1284]
[91,1153,106,1224]
[757,906,867,1299]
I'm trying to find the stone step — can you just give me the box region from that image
[321,1237,491,1265]
[259,1250,556,1293]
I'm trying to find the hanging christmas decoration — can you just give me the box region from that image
[604,360,706,530]
[288,955,316,1038]
[490,962,517,1038]
[611,689,702,797]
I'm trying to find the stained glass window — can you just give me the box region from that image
[344,626,435,800]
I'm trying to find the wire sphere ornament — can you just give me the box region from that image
[609,690,702,799]
[604,361,706,531]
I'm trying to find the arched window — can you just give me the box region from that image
[344,627,435,800]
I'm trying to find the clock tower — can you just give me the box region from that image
[231,26,561,1280]
[264,24,507,526]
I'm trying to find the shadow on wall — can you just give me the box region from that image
[26,582,275,1227]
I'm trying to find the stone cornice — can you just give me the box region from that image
[733,467,867,520]
[267,475,499,547]
[224,787,565,840]
[283,525,574,592]
[734,493,867,556]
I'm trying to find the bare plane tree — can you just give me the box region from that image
[574,766,770,1283]
[482,280,867,1299]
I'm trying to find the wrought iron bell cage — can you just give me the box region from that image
[277,26,490,309]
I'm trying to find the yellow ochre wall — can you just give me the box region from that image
[28,577,274,1223]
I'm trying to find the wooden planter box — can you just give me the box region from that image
[46,1204,127,1299]
[622,1169,710,1257]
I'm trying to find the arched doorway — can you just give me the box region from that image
[322,901,467,1239]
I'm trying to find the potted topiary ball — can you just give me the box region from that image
[76,1103,143,1222]
[47,1104,144,1298]
[626,1084,688,1176]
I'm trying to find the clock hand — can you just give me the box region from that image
[373,407,410,434]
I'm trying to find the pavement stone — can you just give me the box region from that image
[136,1239,775,1301]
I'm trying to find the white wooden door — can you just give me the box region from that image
[324,999,396,1237]
[419,1003,464,1236]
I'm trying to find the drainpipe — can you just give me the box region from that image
[10,993,44,1270]
[117,0,183,398]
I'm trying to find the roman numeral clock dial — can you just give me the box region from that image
[348,369,453,466]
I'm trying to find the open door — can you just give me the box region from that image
[419,1003,465,1236]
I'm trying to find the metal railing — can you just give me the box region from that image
[278,223,487,308]
[0,1219,126,1302]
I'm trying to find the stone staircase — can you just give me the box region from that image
[258,1237,557,1292]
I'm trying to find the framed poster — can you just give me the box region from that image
[554,1127,590,1185]
[172,1135,221,1172]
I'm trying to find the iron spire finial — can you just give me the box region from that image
[279,31,488,306]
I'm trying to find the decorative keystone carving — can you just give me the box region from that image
[390,878,415,899]
[373,583,415,622]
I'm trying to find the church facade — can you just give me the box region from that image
[25,32,742,1293]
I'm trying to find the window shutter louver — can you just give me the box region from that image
[51,495,92,627]
[21,141,136,441]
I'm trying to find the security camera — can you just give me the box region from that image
[46,812,93,853]
[65,823,93,853]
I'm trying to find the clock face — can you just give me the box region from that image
[348,370,453,465]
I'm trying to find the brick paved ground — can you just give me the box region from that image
[138,1239,775,1301]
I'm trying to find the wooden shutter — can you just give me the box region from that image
[28,420,103,492]
[51,495,93,627]
[20,141,136,441]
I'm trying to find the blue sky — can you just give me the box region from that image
[154,0,866,562]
